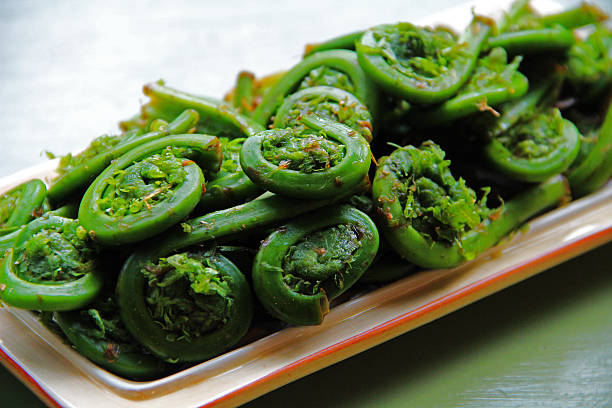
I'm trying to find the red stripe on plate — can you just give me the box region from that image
[1,226,611,408]
[202,225,612,408]
[0,346,62,408]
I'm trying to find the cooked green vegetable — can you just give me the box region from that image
[488,0,607,54]
[48,109,201,204]
[304,30,364,57]
[0,215,103,310]
[273,85,374,142]
[241,114,371,199]
[408,47,528,126]
[499,0,607,32]
[54,286,168,380]
[0,179,47,236]
[232,71,257,116]
[356,16,492,104]
[567,98,612,196]
[487,25,575,55]
[484,108,581,182]
[118,251,252,363]
[566,24,612,101]
[3,0,612,383]
[78,134,222,246]
[131,81,267,214]
[252,205,378,325]
[372,142,569,268]
[138,81,263,139]
[0,204,78,259]
[252,49,378,126]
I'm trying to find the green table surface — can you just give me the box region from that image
[3,241,611,407]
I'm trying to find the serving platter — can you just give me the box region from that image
[2,0,612,407]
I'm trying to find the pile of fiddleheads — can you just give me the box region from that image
[1,0,611,381]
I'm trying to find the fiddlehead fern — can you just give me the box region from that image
[54,280,168,380]
[78,134,222,246]
[484,108,581,182]
[241,114,371,199]
[469,71,582,183]
[231,71,257,116]
[0,204,78,262]
[499,0,608,32]
[487,0,607,55]
[566,24,612,101]
[0,215,103,310]
[140,80,263,138]
[133,81,267,212]
[252,205,379,325]
[272,86,373,142]
[118,250,253,363]
[303,31,364,56]
[566,99,612,197]
[372,141,568,268]
[251,50,378,126]
[407,47,528,127]
[355,16,492,104]
[223,71,286,117]
[48,109,200,204]
[5,1,612,383]
[487,25,575,55]
[0,179,47,236]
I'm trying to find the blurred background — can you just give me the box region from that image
[5,0,609,175]
[1,0,475,175]
[1,0,611,407]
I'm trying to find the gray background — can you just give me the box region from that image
[3,0,590,176]
[1,0,475,175]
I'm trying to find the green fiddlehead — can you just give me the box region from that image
[0,179,47,236]
[48,109,200,204]
[487,25,575,55]
[484,108,581,182]
[4,1,612,383]
[566,24,612,101]
[54,279,168,380]
[303,31,364,57]
[566,99,612,197]
[241,114,371,199]
[139,80,263,138]
[118,250,253,363]
[372,142,568,268]
[499,0,607,33]
[356,16,492,104]
[0,215,104,310]
[487,1,608,55]
[133,81,267,213]
[78,134,222,246]
[407,47,528,127]
[251,49,378,126]
[252,205,379,325]
[272,85,374,142]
